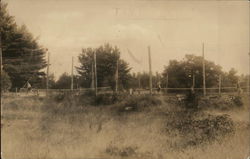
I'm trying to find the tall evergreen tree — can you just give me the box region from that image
[1,70,12,91]
[0,2,47,89]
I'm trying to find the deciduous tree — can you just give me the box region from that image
[76,44,131,90]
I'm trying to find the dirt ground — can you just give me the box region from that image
[1,94,250,159]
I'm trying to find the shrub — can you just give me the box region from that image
[53,93,67,102]
[93,93,128,106]
[83,90,96,96]
[198,95,244,110]
[47,92,123,112]
[106,146,137,157]
[232,96,243,107]
[165,112,235,148]
[185,90,198,109]
[95,93,116,105]
[1,71,12,92]
[119,95,162,112]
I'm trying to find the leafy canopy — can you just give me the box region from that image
[76,44,131,90]
[161,54,238,88]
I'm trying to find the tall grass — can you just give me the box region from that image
[1,94,249,159]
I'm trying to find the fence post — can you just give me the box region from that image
[148,46,152,95]
[71,57,74,91]
[219,75,221,95]
[202,43,206,96]
[248,52,250,95]
[166,73,168,94]
[115,59,119,93]
[46,51,50,96]
[94,51,98,97]
[192,74,195,88]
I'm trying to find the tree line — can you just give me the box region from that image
[51,49,246,91]
[1,2,248,92]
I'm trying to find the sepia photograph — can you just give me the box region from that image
[0,0,250,158]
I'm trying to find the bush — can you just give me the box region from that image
[2,96,43,111]
[119,95,162,112]
[232,96,243,107]
[95,93,117,105]
[53,93,67,102]
[49,92,124,109]
[1,70,12,91]
[83,90,96,96]
[185,90,198,109]
[165,112,235,148]
[198,95,244,110]
[106,146,137,157]
[93,93,130,106]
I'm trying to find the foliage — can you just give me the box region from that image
[1,70,12,91]
[106,146,137,157]
[119,95,162,112]
[76,44,131,90]
[166,113,235,147]
[127,72,161,89]
[238,74,249,89]
[2,95,247,159]
[232,96,243,107]
[125,54,240,90]
[198,95,244,110]
[221,68,239,87]
[0,2,47,89]
[185,90,199,109]
[36,73,56,89]
[162,54,224,88]
[94,93,122,105]
[53,72,79,89]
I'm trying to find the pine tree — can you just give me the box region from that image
[0,2,47,89]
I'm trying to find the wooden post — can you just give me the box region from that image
[76,77,79,89]
[219,74,221,95]
[46,51,50,96]
[91,63,94,89]
[94,51,97,96]
[248,52,250,95]
[138,72,141,89]
[148,46,152,95]
[0,34,2,76]
[202,43,206,96]
[115,59,119,93]
[192,73,195,88]
[247,73,249,94]
[0,32,2,94]
[71,57,74,91]
[166,73,168,93]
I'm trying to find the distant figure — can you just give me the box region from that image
[137,89,141,95]
[236,82,242,95]
[157,81,161,94]
[129,88,133,95]
[27,82,32,92]
[24,81,32,94]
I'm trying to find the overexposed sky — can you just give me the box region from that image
[4,0,250,78]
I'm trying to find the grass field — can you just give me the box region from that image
[1,94,250,159]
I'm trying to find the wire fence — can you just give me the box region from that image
[2,86,249,97]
